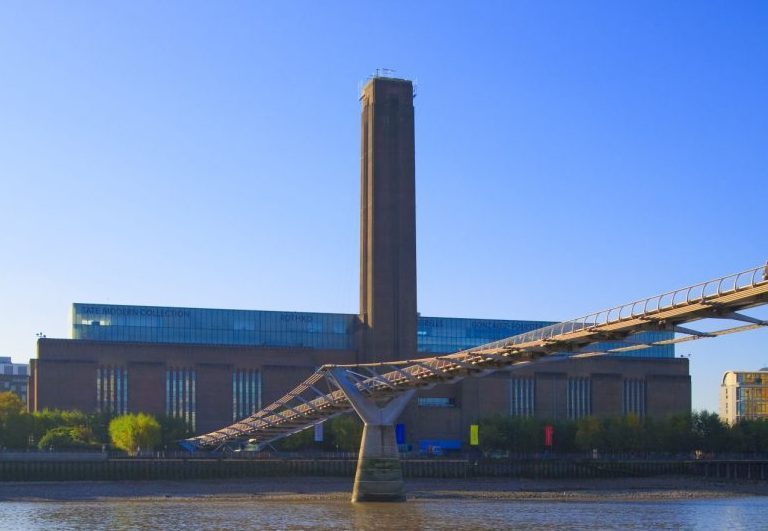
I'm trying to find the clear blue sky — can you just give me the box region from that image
[1,1,766,411]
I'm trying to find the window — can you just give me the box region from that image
[97,366,128,415]
[417,397,455,408]
[232,369,261,421]
[623,379,646,417]
[509,378,535,417]
[166,368,196,430]
[567,377,591,419]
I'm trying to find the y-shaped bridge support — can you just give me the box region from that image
[329,368,414,502]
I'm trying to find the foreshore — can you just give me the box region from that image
[1,477,766,503]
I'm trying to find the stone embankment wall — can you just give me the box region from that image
[0,458,766,482]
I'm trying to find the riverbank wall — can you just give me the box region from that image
[1,458,766,482]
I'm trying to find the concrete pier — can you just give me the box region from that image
[329,368,414,502]
[353,423,406,502]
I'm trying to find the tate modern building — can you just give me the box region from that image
[31,76,690,450]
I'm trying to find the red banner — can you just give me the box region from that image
[544,425,553,447]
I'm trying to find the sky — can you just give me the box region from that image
[0,1,766,412]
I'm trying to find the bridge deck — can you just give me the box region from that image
[187,263,768,450]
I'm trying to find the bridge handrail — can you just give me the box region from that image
[475,264,767,353]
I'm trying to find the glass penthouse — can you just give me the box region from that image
[72,303,674,358]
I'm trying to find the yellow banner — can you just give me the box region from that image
[470,424,479,446]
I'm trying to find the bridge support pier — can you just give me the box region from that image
[329,369,414,502]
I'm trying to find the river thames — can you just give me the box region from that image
[1,478,767,529]
[2,496,768,530]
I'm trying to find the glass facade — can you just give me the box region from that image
[417,316,552,354]
[587,332,675,359]
[233,369,261,421]
[721,371,768,425]
[73,304,356,350]
[166,368,196,430]
[71,303,675,358]
[623,378,647,417]
[509,377,535,417]
[567,377,592,419]
[96,366,128,414]
[736,373,768,419]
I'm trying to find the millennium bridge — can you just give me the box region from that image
[184,261,768,502]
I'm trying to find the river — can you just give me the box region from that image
[2,497,768,530]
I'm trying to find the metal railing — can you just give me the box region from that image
[470,263,768,355]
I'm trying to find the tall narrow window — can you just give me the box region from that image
[232,369,261,421]
[623,378,646,417]
[567,377,591,419]
[509,377,535,417]
[166,368,196,431]
[96,366,128,414]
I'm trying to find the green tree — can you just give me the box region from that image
[575,417,603,451]
[509,417,543,452]
[477,415,510,453]
[31,409,90,445]
[731,419,768,454]
[656,413,694,453]
[327,414,363,452]
[599,414,645,453]
[0,392,25,417]
[622,413,645,452]
[551,420,578,453]
[0,392,33,449]
[692,411,729,452]
[85,410,114,444]
[38,426,99,451]
[109,413,162,454]
[272,414,362,452]
[477,415,570,454]
[157,415,194,449]
[275,424,314,451]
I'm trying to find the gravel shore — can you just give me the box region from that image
[1,477,766,503]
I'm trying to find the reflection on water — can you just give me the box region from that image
[2,497,768,530]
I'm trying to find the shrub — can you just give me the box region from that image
[38,426,98,451]
[109,413,162,454]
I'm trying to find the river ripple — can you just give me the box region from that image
[2,497,768,530]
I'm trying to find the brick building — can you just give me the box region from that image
[30,75,690,449]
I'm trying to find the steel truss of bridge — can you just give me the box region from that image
[186,262,768,451]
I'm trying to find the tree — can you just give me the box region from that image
[272,414,363,452]
[731,419,768,454]
[551,420,578,453]
[38,426,99,451]
[327,414,363,452]
[0,392,26,417]
[109,413,162,454]
[0,392,33,449]
[575,417,603,451]
[85,410,114,444]
[157,415,194,449]
[655,413,694,454]
[31,409,90,445]
[477,415,510,453]
[275,424,314,451]
[507,417,542,453]
[692,411,729,453]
